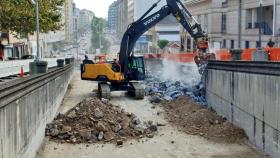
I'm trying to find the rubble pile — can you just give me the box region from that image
[45,97,157,145]
[145,71,206,105]
[163,96,246,143]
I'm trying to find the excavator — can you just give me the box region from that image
[81,0,211,99]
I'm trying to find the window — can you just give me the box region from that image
[221,13,227,33]
[222,0,228,7]
[223,39,226,48]
[204,14,208,31]
[245,9,253,29]
[231,40,234,49]
[197,15,201,23]
[256,41,261,48]
[245,41,250,48]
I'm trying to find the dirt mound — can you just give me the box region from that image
[45,97,157,145]
[163,96,246,143]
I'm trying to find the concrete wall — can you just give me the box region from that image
[0,66,74,158]
[206,61,280,158]
[0,58,60,78]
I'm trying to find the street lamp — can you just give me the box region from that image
[29,0,48,75]
[35,0,40,61]
[31,0,40,61]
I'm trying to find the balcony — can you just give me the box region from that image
[254,22,273,35]
[246,22,272,35]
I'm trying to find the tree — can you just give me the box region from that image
[0,0,64,37]
[157,39,169,50]
[91,16,110,53]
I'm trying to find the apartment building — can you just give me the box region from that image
[65,0,74,42]
[79,9,94,30]
[115,0,129,38]
[181,0,280,51]
[108,2,118,33]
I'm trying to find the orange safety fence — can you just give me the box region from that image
[267,48,280,61]
[163,53,197,63]
[143,47,280,63]
[215,49,232,61]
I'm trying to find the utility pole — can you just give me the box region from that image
[99,22,102,51]
[35,0,40,61]
[273,0,276,39]
[258,0,263,48]
[75,19,78,59]
[238,0,242,48]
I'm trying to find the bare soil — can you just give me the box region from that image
[162,96,247,143]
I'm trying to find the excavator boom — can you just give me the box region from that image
[81,0,209,99]
[119,0,208,79]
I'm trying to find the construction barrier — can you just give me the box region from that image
[215,49,232,61]
[143,47,280,63]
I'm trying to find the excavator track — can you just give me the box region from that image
[130,82,145,99]
[98,83,111,99]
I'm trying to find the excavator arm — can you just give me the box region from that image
[119,0,208,79]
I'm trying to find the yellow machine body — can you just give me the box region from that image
[81,63,123,82]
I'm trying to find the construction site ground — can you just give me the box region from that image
[36,71,266,158]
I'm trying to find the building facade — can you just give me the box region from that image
[79,9,94,30]
[127,0,134,24]
[133,0,180,53]
[181,0,280,51]
[64,0,74,42]
[73,3,80,33]
[115,0,129,38]
[108,2,118,33]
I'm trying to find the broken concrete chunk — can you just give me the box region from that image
[98,131,104,141]
[114,124,122,133]
[149,96,161,103]
[132,117,141,125]
[79,129,91,140]
[94,107,104,119]
[96,122,108,132]
[67,111,76,119]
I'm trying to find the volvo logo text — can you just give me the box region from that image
[144,14,160,26]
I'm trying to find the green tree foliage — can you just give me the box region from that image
[91,16,110,53]
[157,39,169,49]
[0,0,64,37]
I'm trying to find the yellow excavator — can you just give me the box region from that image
[81,0,210,99]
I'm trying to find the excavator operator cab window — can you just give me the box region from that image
[128,56,145,81]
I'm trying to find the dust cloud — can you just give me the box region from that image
[148,59,201,86]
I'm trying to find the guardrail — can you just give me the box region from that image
[207,60,280,76]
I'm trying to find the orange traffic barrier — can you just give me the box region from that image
[268,48,280,61]
[20,66,24,78]
[215,49,232,61]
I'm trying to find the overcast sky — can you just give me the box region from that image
[73,0,115,18]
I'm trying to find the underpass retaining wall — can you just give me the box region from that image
[206,61,280,158]
[0,58,60,78]
[0,64,74,158]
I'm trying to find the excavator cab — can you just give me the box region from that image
[127,56,145,81]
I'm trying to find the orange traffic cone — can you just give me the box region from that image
[20,66,24,78]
